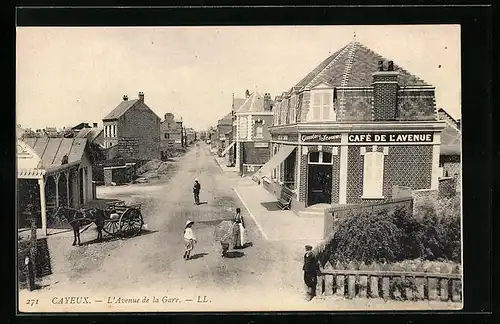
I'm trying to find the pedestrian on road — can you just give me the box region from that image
[183,220,197,260]
[193,179,201,205]
[303,245,321,301]
[232,208,246,249]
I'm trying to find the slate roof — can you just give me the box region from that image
[103,99,140,120]
[293,40,429,90]
[218,112,234,125]
[23,137,88,172]
[76,127,103,143]
[236,91,269,113]
[233,98,246,111]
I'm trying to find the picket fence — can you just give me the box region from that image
[315,261,462,302]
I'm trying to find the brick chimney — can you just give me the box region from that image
[138,92,144,102]
[93,123,98,128]
[123,95,128,101]
[372,60,399,120]
[263,93,273,112]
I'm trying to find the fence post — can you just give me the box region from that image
[451,265,462,302]
[427,264,439,301]
[323,262,334,296]
[347,261,356,299]
[358,262,368,298]
[415,262,425,300]
[368,262,380,299]
[26,206,37,291]
[335,261,345,298]
[381,262,391,300]
[440,264,451,302]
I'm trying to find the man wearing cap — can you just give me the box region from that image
[193,179,201,205]
[303,245,321,301]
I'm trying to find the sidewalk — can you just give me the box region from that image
[213,155,238,173]
[233,179,324,243]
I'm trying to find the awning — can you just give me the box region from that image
[252,145,296,182]
[220,142,235,156]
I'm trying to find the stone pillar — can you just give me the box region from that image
[65,171,70,207]
[338,133,349,204]
[38,178,47,236]
[431,133,441,190]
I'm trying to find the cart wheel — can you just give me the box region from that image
[103,219,120,236]
[119,208,144,237]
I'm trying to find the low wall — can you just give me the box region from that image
[323,197,414,239]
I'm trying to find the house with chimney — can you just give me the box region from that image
[222,91,274,176]
[252,39,447,213]
[103,92,161,161]
[160,113,184,158]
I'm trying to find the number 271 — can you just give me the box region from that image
[26,299,39,306]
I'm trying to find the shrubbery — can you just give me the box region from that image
[320,195,461,265]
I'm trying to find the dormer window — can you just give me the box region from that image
[307,84,337,122]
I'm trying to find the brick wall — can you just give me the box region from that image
[373,73,399,120]
[118,102,160,161]
[242,142,270,164]
[438,177,457,198]
[337,89,373,121]
[397,89,437,121]
[346,145,433,204]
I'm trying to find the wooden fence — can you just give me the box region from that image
[315,261,462,302]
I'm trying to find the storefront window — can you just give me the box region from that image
[308,151,333,164]
[284,149,297,190]
[309,152,320,163]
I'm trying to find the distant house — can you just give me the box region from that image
[185,128,196,145]
[230,91,274,176]
[160,113,184,157]
[438,108,461,191]
[103,92,161,161]
[17,137,95,234]
[76,126,104,147]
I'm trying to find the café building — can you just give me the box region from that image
[253,39,447,212]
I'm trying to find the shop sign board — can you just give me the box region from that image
[348,132,434,143]
[300,134,342,143]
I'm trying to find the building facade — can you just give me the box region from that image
[228,91,274,176]
[103,92,161,161]
[17,138,95,234]
[160,113,184,156]
[253,40,447,212]
[438,108,461,191]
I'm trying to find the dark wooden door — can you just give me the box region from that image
[307,164,333,206]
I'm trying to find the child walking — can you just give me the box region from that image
[183,220,197,260]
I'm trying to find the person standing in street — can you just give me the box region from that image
[232,208,245,249]
[303,245,321,301]
[183,220,197,260]
[193,178,201,205]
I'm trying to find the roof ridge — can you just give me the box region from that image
[340,41,358,87]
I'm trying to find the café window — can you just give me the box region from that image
[308,151,333,164]
[284,148,297,190]
[362,151,385,199]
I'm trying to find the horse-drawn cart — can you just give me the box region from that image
[52,199,145,245]
[101,200,144,237]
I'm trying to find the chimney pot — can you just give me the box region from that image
[123,95,128,101]
[93,123,98,128]
[139,92,144,101]
[378,60,384,71]
[387,61,394,71]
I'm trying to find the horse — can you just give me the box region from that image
[52,206,105,246]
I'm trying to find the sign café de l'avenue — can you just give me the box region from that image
[274,132,434,144]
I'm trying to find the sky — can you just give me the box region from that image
[16,25,461,131]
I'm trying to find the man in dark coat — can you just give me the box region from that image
[193,179,201,205]
[303,245,321,301]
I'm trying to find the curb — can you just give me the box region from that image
[233,187,269,241]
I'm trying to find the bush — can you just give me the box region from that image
[328,209,403,264]
[321,195,461,265]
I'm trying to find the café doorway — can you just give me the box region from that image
[307,151,333,206]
